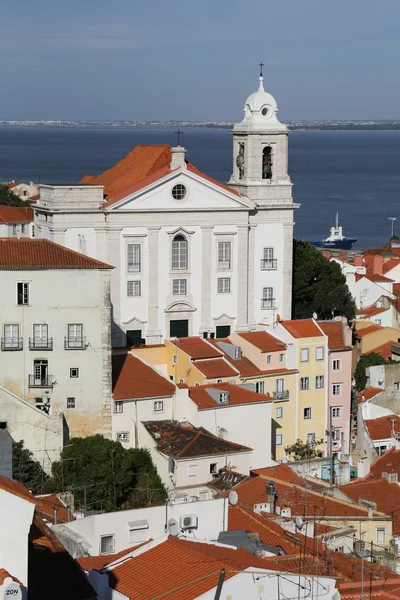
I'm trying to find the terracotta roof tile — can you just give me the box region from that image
[357,387,382,404]
[237,331,286,353]
[318,321,350,350]
[366,448,400,481]
[356,306,387,318]
[187,162,240,196]
[188,382,272,409]
[143,420,252,458]
[112,354,175,400]
[193,357,239,379]
[280,319,324,338]
[354,324,383,337]
[0,205,33,223]
[340,478,400,533]
[364,414,400,441]
[367,340,396,360]
[251,464,304,484]
[358,273,394,283]
[0,239,112,270]
[384,259,400,273]
[170,336,223,359]
[77,543,148,571]
[104,164,172,207]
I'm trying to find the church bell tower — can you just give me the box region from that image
[228,66,293,207]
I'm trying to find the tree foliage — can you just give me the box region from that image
[0,184,26,207]
[354,352,389,392]
[50,435,167,513]
[12,440,49,495]
[292,240,356,321]
[284,438,324,461]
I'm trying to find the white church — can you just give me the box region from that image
[34,72,298,346]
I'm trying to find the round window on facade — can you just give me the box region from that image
[172,184,187,200]
[261,107,269,117]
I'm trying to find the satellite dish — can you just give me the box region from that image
[167,518,180,537]
[295,516,304,530]
[312,312,318,320]
[228,490,238,506]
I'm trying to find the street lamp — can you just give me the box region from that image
[389,217,397,238]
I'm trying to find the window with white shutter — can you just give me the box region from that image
[127,244,141,272]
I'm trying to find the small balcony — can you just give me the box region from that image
[64,336,87,350]
[260,259,277,270]
[261,299,276,310]
[1,338,23,351]
[28,375,55,388]
[273,390,290,401]
[29,337,53,351]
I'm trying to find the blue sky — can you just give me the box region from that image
[1,0,399,121]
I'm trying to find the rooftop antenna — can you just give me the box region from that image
[174,128,184,147]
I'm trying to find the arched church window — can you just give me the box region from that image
[172,234,188,270]
[262,146,273,180]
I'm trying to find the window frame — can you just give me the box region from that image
[17,281,30,306]
[66,397,75,409]
[315,375,324,389]
[173,279,187,295]
[300,348,309,362]
[3,323,20,349]
[333,359,341,371]
[217,277,231,294]
[255,381,265,394]
[276,406,283,419]
[303,407,312,420]
[154,400,164,412]
[332,406,342,418]
[188,464,198,477]
[332,383,342,396]
[127,280,141,297]
[316,347,324,361]
[276,433,283,446]
[127,243,141,273]
[100,534,115,555]
[279,353,285,363]
[210,462,218,475]
[376,527,386,543]
[70,368,79,379]
[114,401,124,414]
[300,376,310,391]
[217,241,231,271]
[307,433,316,445]
[172,234,188,271]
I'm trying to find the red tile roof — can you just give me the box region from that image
[354,324,383,337]
[234,475,378,517]
[357,387,382,404]
[280,318,324,338]
[193,358,239,379]
[356,306,387,318]
[318,321,350,350]
[188,382,272,409]
[170,336,223,359]
[77,543,148,571]
[106,535,275,600]
[384,259,400,273]
[209,339,293,378]
[251,463,304,484]
[112,354,175,401]
[0,239,112,270]
[143,420,252,458]
[364,414,400,441]
[340,478,400,533]
[367,340,396,360]
[357,273,394,283]
[186,162,240,196]
[0,205,33,223]
[8,182,19,189]
[237,331,286,353]
[366,448,400,482]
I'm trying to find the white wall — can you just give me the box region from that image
[0,488,35,587]
[58,498,227,555]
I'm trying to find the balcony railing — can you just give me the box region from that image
[64,336,87,350]
[28,375,54,388]
[273,390,290,401]
[261,299,276,310]
[260,259,277,270]
[1,338,23,351]
[29,337,53,350]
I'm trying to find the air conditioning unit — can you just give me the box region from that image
[180,514,198,530]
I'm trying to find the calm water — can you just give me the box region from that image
[1,127,400,249]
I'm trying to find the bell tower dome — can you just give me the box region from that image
[229,66,292,207]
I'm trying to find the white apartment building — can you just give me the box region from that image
[0,239,113,467]
[33,73,297,346]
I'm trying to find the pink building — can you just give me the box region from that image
[319,319,353,455]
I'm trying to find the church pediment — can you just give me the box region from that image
[164,301,197,314]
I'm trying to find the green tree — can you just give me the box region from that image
[12,440,50,495]
[292,240,356,321]
[50,435,167,513]
[354,352,389,392]
[284,438,324,461]
[0,184,26,207]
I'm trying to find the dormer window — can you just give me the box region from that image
[219,392,229,403]
[262,147,272,180]
[234,347,241,360]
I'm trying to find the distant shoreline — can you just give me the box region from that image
[1,122,400,132]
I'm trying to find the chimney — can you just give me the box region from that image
[170,146,187,170]
[354,256,363,267]
[266,481,277,514]
[373,255,384,275]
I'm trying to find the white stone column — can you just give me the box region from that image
[282,220,294,320]
[107,228,122,345]
[95,226,109,263]
[235,225,249,331]
[49,228,66,246]
[200,226,213,334]
[247,225,257,329]
[147,227,162,344]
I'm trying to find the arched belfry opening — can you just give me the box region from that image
[262,146,273,180]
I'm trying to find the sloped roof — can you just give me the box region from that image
[356,387,382,404]
[77,543,148,571]
[280,319,324,338]
[237,331,286,353]
[0,239,112,270]
[252,465,328,492]
[142,420,252,458]
[366,447,400,482]
[340,478,400,533]
[318,321,350,350]
[193,358,239,379]
[188,382,272,409]
[354,324,383,338]
[367,340,396,360]
[365,415,400,441]
[356,306,387,318]
[0,205,33,223]
[357,273,394,283]
[170,336,223,360]
[112,354,175,400]
[384,259,400,273]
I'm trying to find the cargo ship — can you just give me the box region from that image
[308,214,357,250]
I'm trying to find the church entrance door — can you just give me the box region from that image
[170,319,188,338]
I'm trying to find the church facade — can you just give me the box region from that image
[34,75,298,346]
